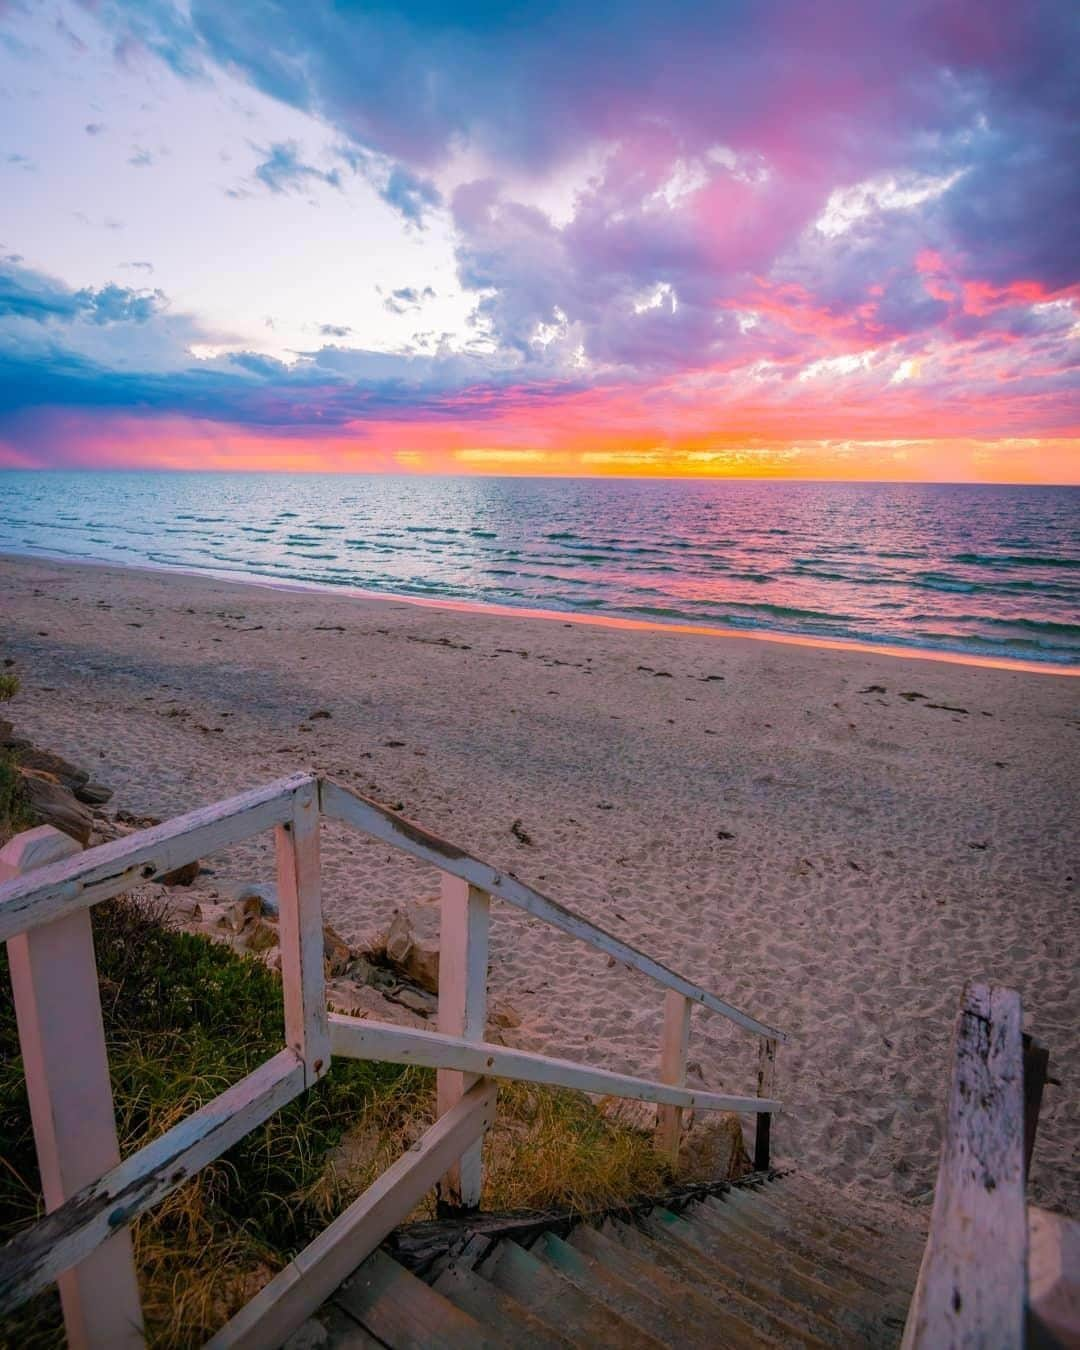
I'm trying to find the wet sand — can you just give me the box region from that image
[1,553,1076,1214]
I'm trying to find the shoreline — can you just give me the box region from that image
[1,552,1076,1213]
[2,547,1075,678]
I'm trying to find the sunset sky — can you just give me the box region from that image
[1,0,1077,481]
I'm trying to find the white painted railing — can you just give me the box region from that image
[0,772,787,1349]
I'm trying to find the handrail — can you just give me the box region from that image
[320,777,786,1043]
[901,982,1028,1348]
[0,771,788,1348]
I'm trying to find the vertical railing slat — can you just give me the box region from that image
[436,873,490,1210]
[1,825,144,1348]
[656,990,692,1165]
[754,1036,777,1171]
[275,779,330,1086]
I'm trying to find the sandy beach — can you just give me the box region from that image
[1,552,1076,1216]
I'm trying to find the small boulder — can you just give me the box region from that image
[74,781,113,805]
[16,748,89,790]
[383,897,440,993]
[387,985,437,1017]
[18,771,93,846]
[160,860,200,887]
[489,998,522,1030]
[325,981,428,1028]
[240,918,279,955]
[594,1095,657,1133]
[228,880,279,917]
[323,923,351,977]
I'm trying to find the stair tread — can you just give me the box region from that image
[712,1187,923,1290]
[479,1236,667,1350]
[695,1196,912,1310]
[776,1174,929,1249]
[284,1302,385,1349]
[751,1177,927,1257]
[681,1199,901,1333]
[609,1215,826,1346]
[645,1208,844,1345]
[335,1249,504,1349]
[432,1261,573,1350]
[532,1228,716,1349]
[571,1219,789,1349]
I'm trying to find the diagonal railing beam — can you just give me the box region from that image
[320,777,786,1042]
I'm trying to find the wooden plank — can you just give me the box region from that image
[206,1080,498,1350]
[900,983,1027,1350]
[335,1249,500,1348]
[754,1037,777,1172]
[1,827,144,1348]
[320,778,787,1042]
[275,778,330,1086]
[655,990,691,1166]
[0,772,315,943]
[436,874,490,1210]
[0,1049,306,1314]
[329,1015,781,1114]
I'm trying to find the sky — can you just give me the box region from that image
[0,0,1077,481]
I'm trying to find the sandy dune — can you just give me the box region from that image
[1,554,1076,1215]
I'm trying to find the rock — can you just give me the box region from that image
[228,880,279,916]
[344,955,380,986]
[240,918,279,954]
[160,859,200,887]
[74,781,113,805]
[15,748,89,789]
[325,980,429,1028]
[309,709,332,720]
[323,923,352,977]
[0,718,13,744]
[489,998,522,1030]
[383,898,440,993]
[387,985,437,1016]
[18,771,93,846]
[114,809,163,829]
[193,895,263,932]
[349,926,388,961]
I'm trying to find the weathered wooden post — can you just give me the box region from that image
[754,1037,777,1172]
[436,873,490,1211]
[275,777,330,1086]
[0,825,144,1348]
[656,990,691,1166]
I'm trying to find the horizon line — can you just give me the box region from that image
[1,466,1077,489]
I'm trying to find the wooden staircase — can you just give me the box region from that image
[297,1171,928,1349]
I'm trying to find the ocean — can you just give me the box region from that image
[1,472,1077,667]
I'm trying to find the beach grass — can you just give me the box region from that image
[0,897,671,1347]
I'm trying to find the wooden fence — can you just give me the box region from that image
[0,772,786,1349]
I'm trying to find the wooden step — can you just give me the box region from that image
[432,1260,573,1350]
[571,1220,781,1348]
[753,1176,927,1262]
[284,1302,385,1349]
[478,1237,666,1350]
[774,1174,928,1251]
[714,1186,922,1292]
[644,1208,845,1345]
[680,1199,896,1341]
[334,1249,504,1349]
[608,1215,822,1346]
[531,1228,713,1349]
[697,1194,914,1320]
